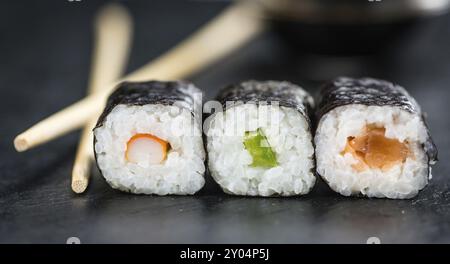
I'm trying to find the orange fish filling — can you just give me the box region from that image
[342,125,410,172]
[125,133,169,164]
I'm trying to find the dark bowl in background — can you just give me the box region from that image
[258,0,450,55]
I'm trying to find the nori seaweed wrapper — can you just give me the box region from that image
[316,77,437,166]
[95,80,202,129]
[215,80,314,125]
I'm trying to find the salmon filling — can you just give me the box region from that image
[125,133,169,165]
[342,125,410,172]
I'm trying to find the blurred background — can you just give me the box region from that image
[1,0,450,243]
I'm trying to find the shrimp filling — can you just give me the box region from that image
[125,133,169,165]
[342,125,409,172]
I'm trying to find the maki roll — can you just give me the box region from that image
[94,81,206,195]
[205,81,316,196]
[315,77,437,199]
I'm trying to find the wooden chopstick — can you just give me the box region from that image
[71,3,133,193]
[13,1,264,152]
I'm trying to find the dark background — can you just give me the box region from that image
[1,0,449,243]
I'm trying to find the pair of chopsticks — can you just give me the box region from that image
[14,1,264,193]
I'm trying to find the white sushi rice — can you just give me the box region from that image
[94,104,205,195]
[205,104,315,196]
[315,104,430,199]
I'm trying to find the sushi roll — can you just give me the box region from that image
[93,81,206,195]
[315,77,437,199]
[205,81,316,196]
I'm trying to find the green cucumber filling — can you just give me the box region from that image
[243,128,278,168]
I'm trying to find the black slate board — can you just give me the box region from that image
[1,0,449,243]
